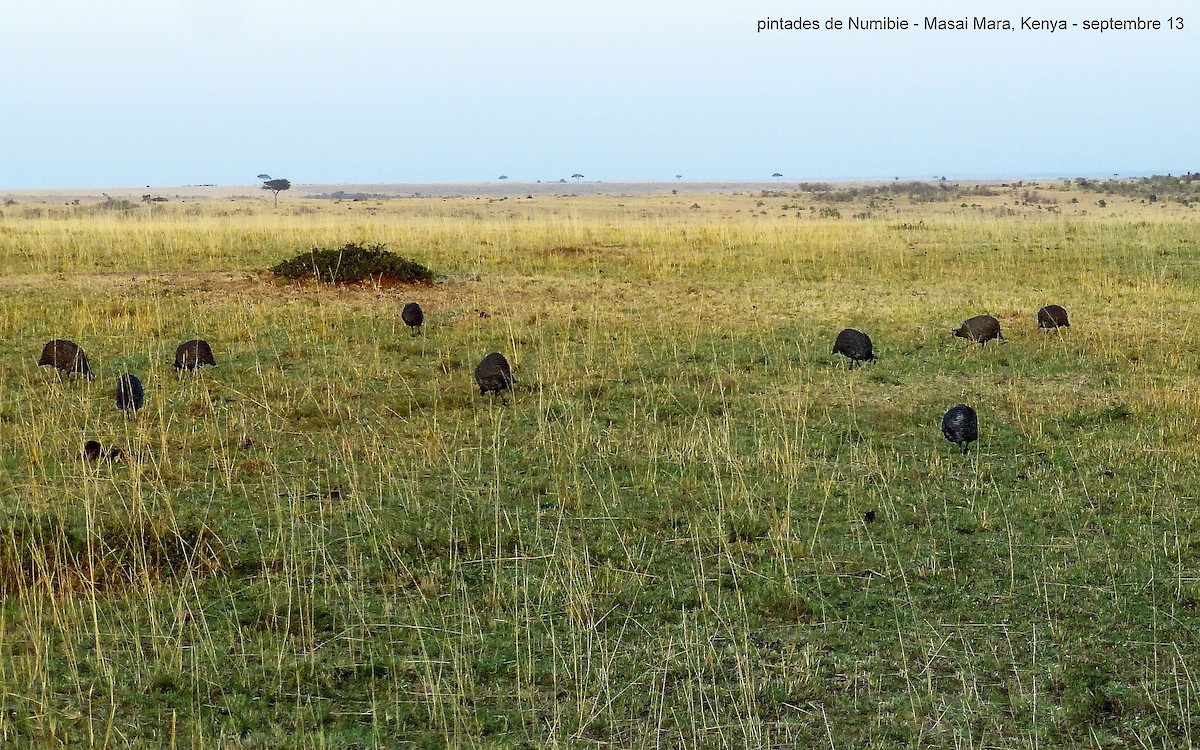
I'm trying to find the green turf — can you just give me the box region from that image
[0,186,1197,748]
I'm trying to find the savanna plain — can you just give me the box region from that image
[0,180,1197,748]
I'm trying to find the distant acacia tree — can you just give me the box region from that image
[571,173,584,181]
[262,178,291,206]
[772,172,783,178]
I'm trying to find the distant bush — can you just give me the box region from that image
[962,185,1000,197]
[801,181,972,205]
[98,197,139,211]
[270,242,434,286]
[1022,190,1057,205]
[1076,174,1200,204]
[310,191,393,201]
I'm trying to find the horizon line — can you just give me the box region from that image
[0,171,1182,194]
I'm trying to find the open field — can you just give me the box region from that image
[0,181,1198,748]
[0,178,1070,204]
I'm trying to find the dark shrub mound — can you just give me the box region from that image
[270,242,434,286]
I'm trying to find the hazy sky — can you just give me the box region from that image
[2,1,1196,188]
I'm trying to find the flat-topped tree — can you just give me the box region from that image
[262,178,291,206]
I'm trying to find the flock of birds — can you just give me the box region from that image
[38,302,516,462]
[40,299,1070,461]
[832,304,1069,454]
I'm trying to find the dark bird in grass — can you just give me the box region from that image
[1037,304,1070,329]
[941,404,978,454]
[401,302,424,335]
[38,339,94,379]
[174,339,216,371]
[80,440,124,462]
[81,440,104,461]
[474,352,514,400]
[115,372,144,412]
[832,328,876,367]
[952,315,1004,345]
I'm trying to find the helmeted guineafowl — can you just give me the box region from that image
[474,352,513,399]
[116,372,144,412]
[81,440,104,461]
[952,315,1003,345]
[832,328,876,367]
[174,339,216,371]
[1037,305,1069,329]
[402,302,424,335]
[38,339,94,379]
[941,404,979,454]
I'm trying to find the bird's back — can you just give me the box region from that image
[175,339,216,370]
[475,352,513,394]
[402,302,424,327]
[1037,305,1069,329]
[955,315,1002,343]
[941,404,978,444]
[116,373,144,411]
[39,339,92,377]
[833,328,874,361]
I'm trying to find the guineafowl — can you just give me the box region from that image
[832,328,876,367]
[952,315,1004,345]
[38,339,94,379]
[941,404,978,454]
[79,440,123,462]
[474,352,513,399]
[115,372,144,412]
[174,339,216,370]
[402,302,424,335]
[1037,305,1069,329]
[81,440,104,461]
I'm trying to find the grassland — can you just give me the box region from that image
[0,182,1197,748]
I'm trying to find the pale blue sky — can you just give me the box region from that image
[1,1,1195,188]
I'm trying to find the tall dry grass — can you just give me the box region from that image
[0,186,1196,747]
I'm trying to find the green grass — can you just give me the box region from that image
[0,186,1197,748]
